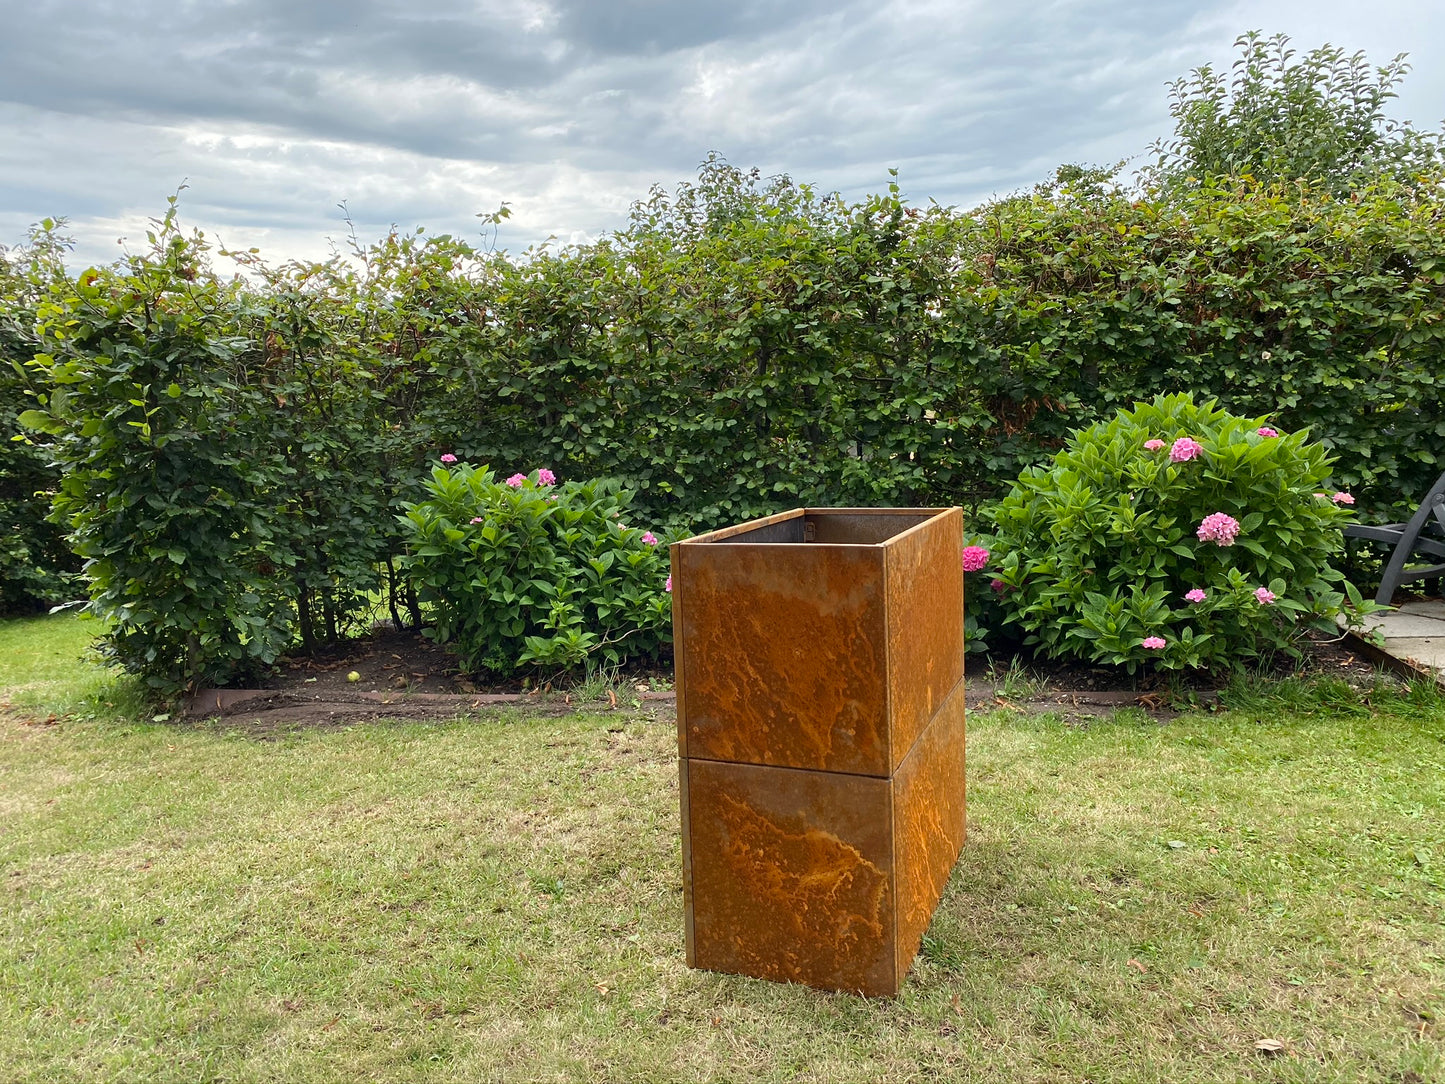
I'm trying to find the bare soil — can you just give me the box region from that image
[184,625,1387,734]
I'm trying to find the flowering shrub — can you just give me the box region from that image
[399,464,674,675]
[957,537,1014,656]
[985,394,1376,672]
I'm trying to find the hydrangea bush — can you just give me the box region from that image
[399,463,674,675]
[984,394,1375,672]
[958,542,1010,656]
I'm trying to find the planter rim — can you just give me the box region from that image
[678,506,956,549]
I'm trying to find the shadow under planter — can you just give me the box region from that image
[671,507,967,997]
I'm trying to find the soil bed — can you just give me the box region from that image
[185,625,1386,733]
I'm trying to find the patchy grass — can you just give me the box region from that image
[1,617,1443,1081]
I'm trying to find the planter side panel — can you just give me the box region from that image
[677,543,889,775]
[890,676,968,984]
[679,758,696,965]
[684,758,897,996]
[885,508,965,769]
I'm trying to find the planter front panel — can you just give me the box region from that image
[884,508,965,768]
[682,757,897,996]
[891,676,968,981]
[676,542,889,776]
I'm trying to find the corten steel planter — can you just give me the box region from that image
[671,507,966,997]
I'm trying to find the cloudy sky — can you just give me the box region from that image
[2,0,1442,268]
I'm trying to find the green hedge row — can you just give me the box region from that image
[14,164,1445,692]
[0,229,80,614]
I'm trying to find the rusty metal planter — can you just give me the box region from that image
[671,507,966,996]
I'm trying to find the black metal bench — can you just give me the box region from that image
[1343,470,1445,605]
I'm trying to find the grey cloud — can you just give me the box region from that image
[3,0,1442,270]
[3,0,1202,173]
[548,0,856,56]
[0,2,563,150]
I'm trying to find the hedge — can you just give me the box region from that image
[15,163,1445,692]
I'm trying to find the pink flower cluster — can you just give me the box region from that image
[1196,512,1241,546]
[504,468,557,488]
[1180,585,1273,606]
[1169,437,1204,463]
[1143,439,1165,452]
[1331,492,1354,505]
[1142,636,1166,650]
[641,531,658,546]
[961,546,990,572]
[439,453,457,464]
[1257,426,1279,438]
[664,574,673,594]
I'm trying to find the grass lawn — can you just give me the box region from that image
[2,615,1444,1082]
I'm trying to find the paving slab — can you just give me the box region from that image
[1358,612,1445,638]
[1346,601,1445,687]
[1388,638,1445,672]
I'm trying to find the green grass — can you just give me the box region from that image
[2,616,1444,1082]
[0,611,145,722]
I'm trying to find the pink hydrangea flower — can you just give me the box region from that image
[504,473,526,488]
[439,453,457,464]
[1143,439,1165,452]
[1196,512,1241,546]
[664,574,672,594]
[1258,426,1279,438]
[1254,587,1276,605]
[641,531,658,545]
[536,468,556,486]
[1332,492,1355,505]
[961,546,990,572]
[1184,588,1206,603]
[469,517,483,525]
[1142,636,1167,650]
[1169,437,1204,462]
[990,578,1006,593]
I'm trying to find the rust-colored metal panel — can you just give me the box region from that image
[699,507,807,544]
[679,758,696,966]
[885,508,965,769]
[673,506,967,997]
[676,541,890,776]
[670,542,689,761]
[890,676,968,985]
[805,510,937,546]
[684,757,897,996]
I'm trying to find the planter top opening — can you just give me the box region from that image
[690,507,951,547]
